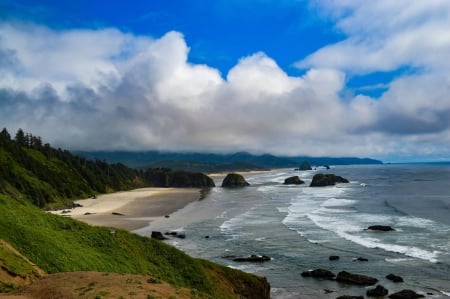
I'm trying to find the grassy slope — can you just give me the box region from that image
[0,194,269,298]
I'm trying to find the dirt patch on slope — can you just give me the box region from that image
[1,271,192,299]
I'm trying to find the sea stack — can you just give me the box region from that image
[221,173,250,187]
[310,173,349,187]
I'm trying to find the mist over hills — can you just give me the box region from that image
[76,150,383,172]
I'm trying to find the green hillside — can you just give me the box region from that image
[0,128,269,298]
[0,128,214,209]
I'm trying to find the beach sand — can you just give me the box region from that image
[51,188,202,231]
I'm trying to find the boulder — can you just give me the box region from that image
[367,225,395,232]
[329,255,340,261]
[151,231,167,240]
[388,289,424,299]
[367,285,389,297]
[232,255,271,262]
[336,271,378,286]
[386,273,404,283]
[284,176,305,185]
[164,231,186,239]
[301,268,336,280]
[310,173,349,187]
[221,173,250,187]
[336,296,364,299]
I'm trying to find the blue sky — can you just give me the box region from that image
[1,0,450,162]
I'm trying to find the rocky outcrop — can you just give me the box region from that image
[366,225,395,231]
[144,169,215,187]
[164,231,186,239]
[386,273,404,282]
[301,269,336,280]
[367,285,389,297]
[388,289,424,299]
[295,161,312,171]
[225,255,271,262]
[336,271,378,286]
[309,173,349,187]
[221,173,250,187]
[329,255,340,261]
[284,176,305,185]
[151,231,167,240]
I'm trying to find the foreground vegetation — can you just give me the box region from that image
[0,129,269,298]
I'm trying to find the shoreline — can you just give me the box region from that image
[50,188,202,231]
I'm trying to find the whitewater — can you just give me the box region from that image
[139,164,450,298]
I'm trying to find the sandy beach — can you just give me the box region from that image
[51,188,202,231]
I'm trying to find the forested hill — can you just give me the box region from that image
[78,150,383,171]
[0,128,214,208]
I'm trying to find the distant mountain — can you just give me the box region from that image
[76,150,383,171]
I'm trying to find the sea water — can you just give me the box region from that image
[137,165,450,298]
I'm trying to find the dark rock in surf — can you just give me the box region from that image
[329,255,340,261]
[232,255,271,262]
[296,161,312,171]
[221,173,250,187]
[310,173,349,187]
[301,268,336,280]
[386,273,404,283]
[353,257,368,262]
[151,231,167,240]
[336,296,364,299]
[366,225,395,231]
[284,176,305,185]
[388,289,424,299]
[336,271,378,286]
[367,285,389,297]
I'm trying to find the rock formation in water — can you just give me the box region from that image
[221,173,250,187]
[284,176,305,185]
[309,173,349,187]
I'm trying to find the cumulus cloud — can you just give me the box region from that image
[0,22,349,155]
[1,0,450,162]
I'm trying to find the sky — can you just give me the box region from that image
[1,0,450,162]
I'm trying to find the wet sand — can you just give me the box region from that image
[51,188,202,231]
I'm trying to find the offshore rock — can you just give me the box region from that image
[151,231,167,240]
[284,176,305,185]
[336,271,378,286]
[367,285,389,297]
[301,268,336,280]
[310,173,349,187]
[386,273,404,282]
[296,161,312,170]
[329,255,340,261]
[367,225,395,231]
[221,173,250,187]
[336,296,364,299]
[389,289,424,299]
[232,255,271,262]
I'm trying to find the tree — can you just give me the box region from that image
[0,128,11,144]
[14,129,26,146]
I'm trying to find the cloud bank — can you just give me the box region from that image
[1,1,450,161]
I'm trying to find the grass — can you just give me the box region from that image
[0,194,268,298]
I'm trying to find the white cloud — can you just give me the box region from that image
[1,4,450,162]
[300,0,450,73]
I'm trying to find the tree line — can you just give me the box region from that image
[0,128,214,208]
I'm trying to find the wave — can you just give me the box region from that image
[306,211,441,263]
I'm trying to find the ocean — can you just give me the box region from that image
[136,164,450,298]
